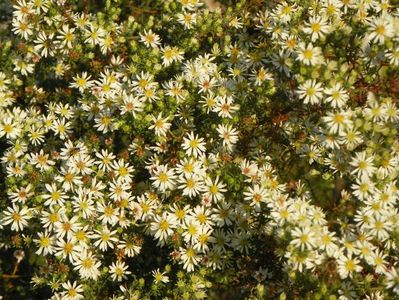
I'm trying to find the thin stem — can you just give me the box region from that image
[130,6,160,14]
[2,274,20,279]
[12,260,20,275]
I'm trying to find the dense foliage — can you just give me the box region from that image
[0,0,399,299]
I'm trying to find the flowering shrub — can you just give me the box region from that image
[0,0,399,299]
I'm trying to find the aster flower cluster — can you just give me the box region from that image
[0,0,398,299]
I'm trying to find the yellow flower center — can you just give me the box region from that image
[186,248,195,258]
[189,139,199,148]
[300,234,308,243]
[40,237,50,247]
[210,185,218,194]
[158,172,168,182]
[75,230,86,241]
[175,209,185,220]
[334,114,344,124]
[104,206,114,216]
[82,258,93,269]
[376,25,385,35]
[375,221,383,230]
[159,219,169,230]
[359,183,369,193]
[306,87,315,96]
[345,260,355,271]
[186,179,195,189]
[51,191,61,201]
[303,49,314,60]
[68,289,77,297]
[188,224,197,235]
[76,78,87,87]
[118,166,128,177]
[115,267,123,276]
[101,233,110,241]
[322,235,331,244]
[197,213,207,224]
[64,242,73,253]
[12,212,21,221]
[3,124,13,134]
[184,163,193,173]
[311,23,321,33]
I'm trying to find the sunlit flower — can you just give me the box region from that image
[152,268,169,284]
[368,16,394,44]
[109,260,131,282]
[73,250,101,280]
[1,204,31,232]
[182,131,206,157]
[297,79,323,105]
[139,29,161,48]
[149,113,172,137]
[61,281,84,300]
[296,42,323,65]
[151,164,177,192]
